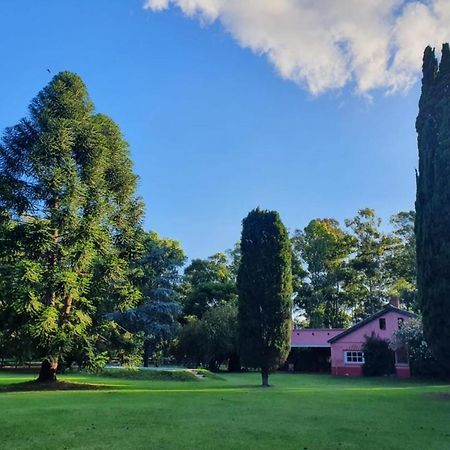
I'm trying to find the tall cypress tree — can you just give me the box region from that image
[416,44,450,374]
[237,208,292,386]
[0,72,143,381]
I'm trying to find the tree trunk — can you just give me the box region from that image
[37,359,58,382]
[63,293,73,317]
[261,367,270,387]
[143,342,150,368]
[227,353,241,372]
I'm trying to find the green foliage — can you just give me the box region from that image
[114,300,182,366]
[292,218,354,327]
[182,252,237,318]
[179,251,238,370]
[102,322,144,368]
[345,208,398,318]
[386,211,417,311]
[362,333,395,376]
[392,319,446,378]
[183,280,237,319]
[184,253,231,286]
[177,301,238,371]
[416,44,450,374]
[226,241,241,279]
[292,209,415,327]
[106,231,185,366]
[237,208,292,385]
[113,230,185,366]
[137,231,186,296]
[0,72,143,372]
[200,301,238,371]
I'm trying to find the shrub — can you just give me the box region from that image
[391,318,446,378]
[362,333,395,376]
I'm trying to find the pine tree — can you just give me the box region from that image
[237,208,292,386]
[416,44,450,374]
[0,72,143,381]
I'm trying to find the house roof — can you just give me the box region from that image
[328,305,416,344]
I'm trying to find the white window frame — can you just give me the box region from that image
[344,350,365,364]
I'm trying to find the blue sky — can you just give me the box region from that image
[0,1,422,259]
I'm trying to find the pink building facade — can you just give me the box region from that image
[291,329,344,348]
[290,304,415,377]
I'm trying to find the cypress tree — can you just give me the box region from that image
[0,72,143,381]
[237,208,292,386]
[416,44,450,374]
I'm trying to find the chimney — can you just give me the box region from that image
[389,296,400,308]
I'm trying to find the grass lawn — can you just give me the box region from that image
[0,371,449,449]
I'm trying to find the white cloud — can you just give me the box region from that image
[144,0,450,95]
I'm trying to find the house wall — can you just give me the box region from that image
[291,329,344,347]
[330,310,411,377]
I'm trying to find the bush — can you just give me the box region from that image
[391,318,446,378]
[176,302,239,371]
[362,333,395,376]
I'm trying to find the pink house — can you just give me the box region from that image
[289,299,415,377]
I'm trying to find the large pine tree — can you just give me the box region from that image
[0,72,143,381]
[416,44,450,374]
[237,208,292,386]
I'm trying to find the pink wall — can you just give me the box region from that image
[330,310,411,377]
[291,329,345,347]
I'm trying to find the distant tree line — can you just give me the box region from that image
[174,208,416,374]
[291,208,416,328]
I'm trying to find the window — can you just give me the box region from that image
[398,317,404,328]
[344,351,365,364]
[379,318,386,330]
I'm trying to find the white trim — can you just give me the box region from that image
[344,350,365,364]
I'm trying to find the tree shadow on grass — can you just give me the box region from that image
[425,392,450,401]
[0,380,110,393]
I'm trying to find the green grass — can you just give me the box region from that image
[98,367,200,381]
[0,371,449,449]
[97,367,225,382]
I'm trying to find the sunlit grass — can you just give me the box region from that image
[0,371,449,449]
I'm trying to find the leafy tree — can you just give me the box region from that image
[138,231,186,294]
[290,209,417,326]
[182,253,236,318]
[114,231,185,366]
[386,211,417,311]
[415,44,450,374]
[182,281,236,319]
[176,301,239,371]
[292,218,354,327]
[114,297,182,367]
[184,253,231,286]
[176,317,205,368]
[0,72,143,381]
[201,301,239,371]
[237,208,292,386]
[345,209,396,319]
[226,241,241,280]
